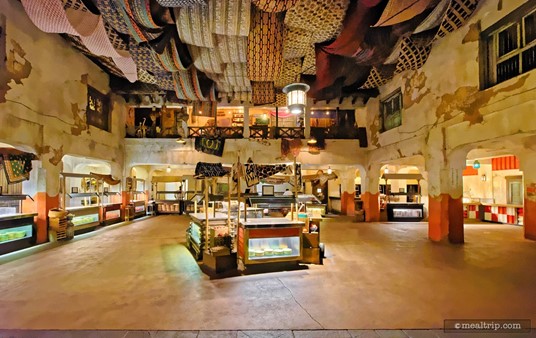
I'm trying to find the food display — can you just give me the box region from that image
[0,230,27,242]
[247,236,299,260]
[72,214,99,226]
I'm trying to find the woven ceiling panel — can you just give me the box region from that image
[373,0,432,27]
[275,93,286,107]
[138,68,158,84]
[283,27,313,60]
[156,0,206,6]
[95,0,130,34]
[127,0,162,29]
[189,45,224,74]
[112,56,138,82]
[175,5,214,48]
[210,0,250,36]
[414,0,451,34]
[359,65,396,89]
[129,41,165,73]
[301,46,316,75]
[80,18,130,58]
[114,0,162,42]
[223,63,251,88]
[247,9,285,81]
[252,81,276,105]
[173,70,197,100]
[251,0,299,13]
[274,58,302,89]
[154,72,175,91]
[395,37,432,73]
[434,0,479,40]
[216,35,248,63]
[285,0,350,44]
[21,0,99,36]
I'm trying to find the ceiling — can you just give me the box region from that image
[20,0,480,106]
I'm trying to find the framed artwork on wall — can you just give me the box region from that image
[86,86,110,132]
[262,185,274,196]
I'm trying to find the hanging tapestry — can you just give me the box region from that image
[194,162,229,178]
[251,0,299,13]
[194,137,225,157]
[373,0,433,27]
[244,160,288,187]
[210,0,250,36]
[0,153,38,184]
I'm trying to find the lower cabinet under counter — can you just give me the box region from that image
[66,206,100,235]
[131,200,146,218]
[101,203,122,226]
[386,203,424,222]
[237,219,304,267]
[0,213,37,255]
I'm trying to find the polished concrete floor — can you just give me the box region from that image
[0,215,535,334]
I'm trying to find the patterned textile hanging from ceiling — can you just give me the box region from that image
[285,0,350,44]
[174,5,214,48]
[274,58,302,89]
[95,0,131,34]
[216,35,248,63]
[247,8,285,82]
[251,81,276,105]
[113,0,162,42]
[434,0,479,40]
[210,0,251,36]
[283,27,313,60]
[395,36,432,73]
[359,64,397,89]
[301,46,316,75]
[129,41,165,73]
[251,0,299,13]
[156,0,207,7]
[223,63,251,88]
[188,46,224,74]
[373,0,433,27]
[413,0,451,33]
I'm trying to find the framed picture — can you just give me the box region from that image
[71,187,79,194]
[262,185,275,196]
[399,188,405,193]
[103,187,109,193]
[86,85,110,132]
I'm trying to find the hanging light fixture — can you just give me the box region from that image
[327,166,332,175]
[166,165,171,173]
[282,83,310,115]
[473,160,481,169]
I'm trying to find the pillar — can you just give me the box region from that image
[304,103,311,139]
[339,167,357,216]
[361,164,381,221]
[34,160,61,244]
[427,154,465,243]
[519,152,536,240]
[243,105,250,138]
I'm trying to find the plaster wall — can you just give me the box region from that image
[0,0,127,197]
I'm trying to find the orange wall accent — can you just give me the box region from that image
[428,194,449,241]
[121,191,130,219]
[362,192,380,221]
[448,196,464,244]
[524,198,536,240]
[34,192,59,244]
[462,166,478,176]
[492,155,519,171]
[341,191,355,216]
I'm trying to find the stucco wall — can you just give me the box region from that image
[0,0,127,196]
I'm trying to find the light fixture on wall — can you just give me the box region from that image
[166,165,171,173]
[316,188,322,193]
[282,83,310,115]
[307,137,317,145]
[176,137,186,144]
[327,166,332,175]
[481,174,487,181]
[384,168,389,174]
[473,160,481,169]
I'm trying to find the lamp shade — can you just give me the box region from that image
[282,83,310,114]
[473,160,481,169]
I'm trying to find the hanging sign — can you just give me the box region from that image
[194,137,225,157]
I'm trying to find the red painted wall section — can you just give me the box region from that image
[462,166,478,176]
[448,196,464,244]
[492,155,519,171]
[428,194,449,241]
[524,198,536,240]
[341,191,355,216]
[33,192,59,244]
[122,191,130,219]
[362,192,380,221]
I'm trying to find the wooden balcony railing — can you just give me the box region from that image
[249,125,269,139]
[188,127,243,139]
[275,127,304,139]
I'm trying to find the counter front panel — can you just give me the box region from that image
[0,213,36,255]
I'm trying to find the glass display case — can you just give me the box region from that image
[297,194,326,216]
[186,212,231,260]
[386,203,424,222]
[0,213,36,255]
[101,203,122,225]
[238,218,304,267]
[66,205,101,234]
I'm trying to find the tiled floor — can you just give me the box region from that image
[0,215,535,335]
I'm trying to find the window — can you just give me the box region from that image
[380,89,402,132]
[481,2,536,88]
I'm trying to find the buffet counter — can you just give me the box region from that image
[101,202,122,226]
[481,203,523,225]
[131,200,146,218]
[187,212,233,260]
[66,205,100,234]
[386,203,424,222]
[237,217,304,268]
[463,202,481,220]
[0,212,37,255]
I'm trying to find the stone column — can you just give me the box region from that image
[361,164,381,221]
[34,159,61,244]
[243,105,250,138]
[519,152,536,240]
[339,167,356,216]
[304,103,311,139]
[427,155,465,243]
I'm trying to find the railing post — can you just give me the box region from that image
[243,105,250,138]
[304,102,311,139]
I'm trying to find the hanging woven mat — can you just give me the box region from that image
[223,63,251,88]
[127,0,164,29]
[247,9,285,82]
[301,46,316,75]
[285,0,350,44]
[373,0,433,27]
[80,18,130,58]
[434,0,479,40]
[188,45,224,74]
[95,0,130,34]
[395,37,432,73]
[274,58,303,89]
[251,0,299,13]
[252,81,276,105]
[209,0,250,36]
[175,5,215,48]
[413,0,451,34]
[138,68,158,84]
[129,41,166,73]
[112,56,138,82]
[154,72,175,91]
[21,0,99,36]
[115,0,162,43]
[275,93,286,107]
[359,65,397,89]
[191,67,212,101]
[156,0,207,6]
[283,27,313,60]
[216,35,248,63]
[173,70,197,100]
